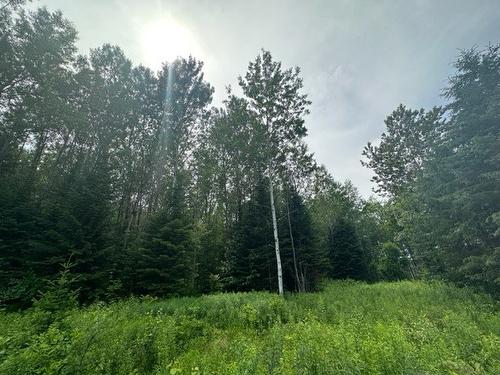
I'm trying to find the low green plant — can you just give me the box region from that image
[0,281,498,374]
[30,259,79,329]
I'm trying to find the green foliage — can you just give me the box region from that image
[377,242,409,281]
[238,49,312,172]
[361,105,445,197]
[0,281,498,374]
[135,192,198,297]
[280,187,327,291]
[192,219,225,294]
[0,5,215,304]
[30,260,79,329]
[363,45,500,294]
[401,46,500,294]
[2,0,497,316]
[222,179,274,292]
[328,218,369,280]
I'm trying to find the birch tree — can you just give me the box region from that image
[239,50,311,295]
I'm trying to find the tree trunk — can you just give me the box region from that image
[286,193,302,292]
[268,171,284,296]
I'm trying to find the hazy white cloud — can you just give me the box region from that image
[33,0,500,197]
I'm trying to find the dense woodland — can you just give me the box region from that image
[0,4,499,310]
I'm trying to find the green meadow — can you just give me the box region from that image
[1,281,498,375]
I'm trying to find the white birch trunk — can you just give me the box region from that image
[268,171,284,296]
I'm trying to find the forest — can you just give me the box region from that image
[0,2,499,374]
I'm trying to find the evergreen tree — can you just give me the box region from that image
[328,218,368,280]
[193,217,225,294]
[135,180,197,297]
[410,46,500,292]
[280,186,327,291]
[222,180,274,292]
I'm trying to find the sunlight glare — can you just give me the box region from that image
[140,18,201,70]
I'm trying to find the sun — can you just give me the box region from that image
[140,18,201,71]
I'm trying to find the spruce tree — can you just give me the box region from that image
[328,218,368,280]
[280,186,327,291]
[411,46,500,292]
[222,180,274,292]
[135,180,197,297]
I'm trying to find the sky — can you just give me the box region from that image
[34,0,500,197]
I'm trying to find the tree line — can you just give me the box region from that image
[362,45,500,295]
[0,4,498,308]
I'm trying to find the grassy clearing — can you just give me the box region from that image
[0,281,498,374]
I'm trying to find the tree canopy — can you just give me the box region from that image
[1,4,498,309]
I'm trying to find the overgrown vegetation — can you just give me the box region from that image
[0,1,499,371]
[0,3,419,306]
[0,281,498,374]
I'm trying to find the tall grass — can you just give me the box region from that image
[0,281,498,374]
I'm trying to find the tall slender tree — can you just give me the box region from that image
[239,50,311,295]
